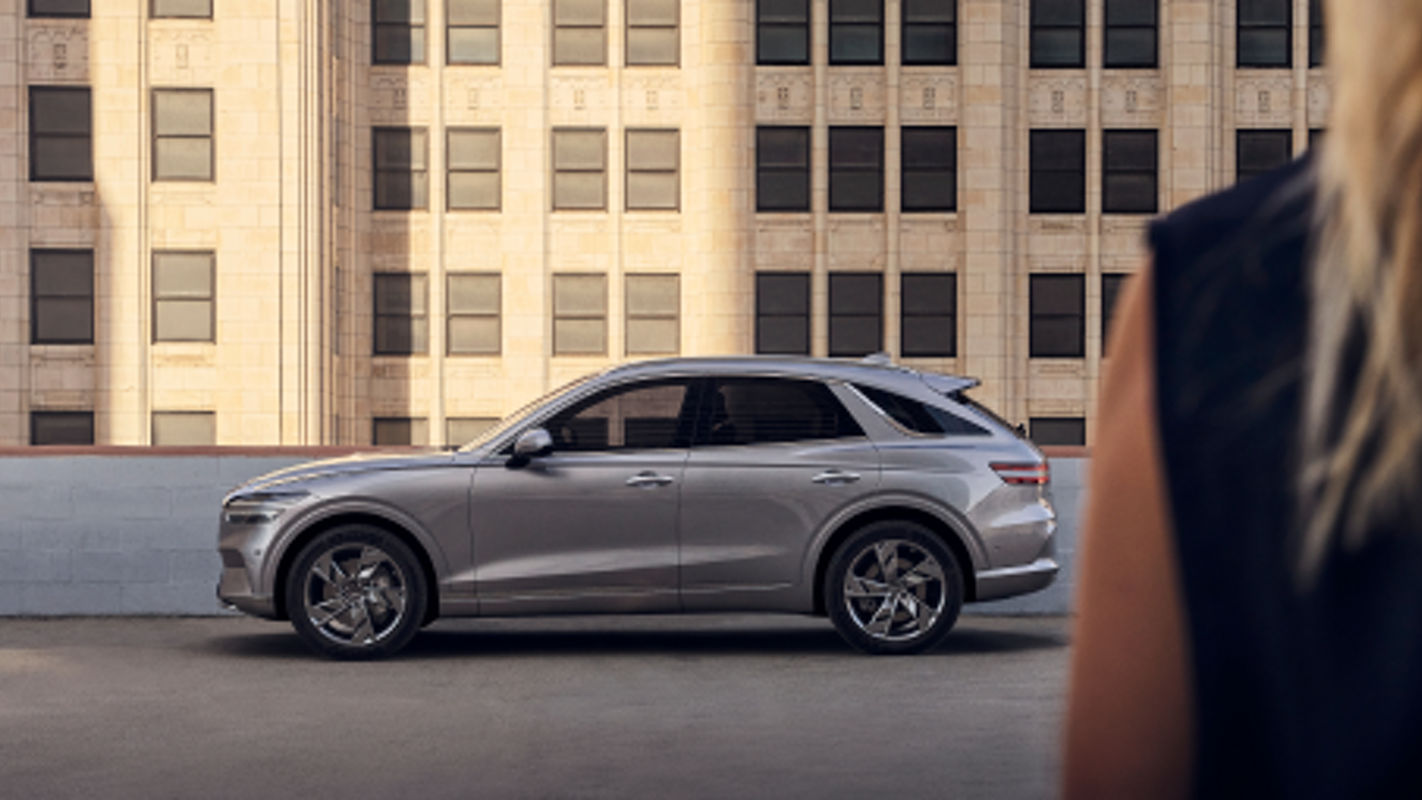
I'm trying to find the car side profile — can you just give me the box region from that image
[217,357,1058,658]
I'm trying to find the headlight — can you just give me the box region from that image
[223,490,310,525]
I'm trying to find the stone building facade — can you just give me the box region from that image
[0,0,1329,446]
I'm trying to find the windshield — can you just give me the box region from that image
[455,374,598,453]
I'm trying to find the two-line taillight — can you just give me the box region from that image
[991,462,1049,486]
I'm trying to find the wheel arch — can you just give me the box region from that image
[271,511,441,625]
[811,506,979,615]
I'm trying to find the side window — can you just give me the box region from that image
[699,378,864,446]
[854,384,988,436]
[545,380,692,452]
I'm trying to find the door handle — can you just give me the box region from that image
[811,470,861,486]
[626,471,676,489]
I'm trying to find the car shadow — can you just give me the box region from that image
[198,617,1068,661]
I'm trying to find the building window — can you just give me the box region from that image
[153,251,215,342]
[1031,0,1084,68]
[552,128,606,210]
[902,126,956,212]
[1030,129,1086,213]
[756,127,810,212]
[447,417,498,446]
[1309,0,1324,67]
[829,127,884,212]
[901,273,956,357]
[1104,0,1156,68]
[1102,129,1158,214]
[29,87,92,182]
[1238,0,1290,68]
[29,0,89,17]
[1102,272,1128,352]
[902,0,955,66]
[373,0,426,64]
[626,129,679,210]
[553,274,607,355]
[1030,274,1085,358]
[152,88,213,182]
[373,417,428,446]
[829,272,883,357]
[627,0,678,66]
[830,0,883,65]
[152,411,215,446]
[447,127,499,210]
[553,0,606,66]
[151,0,211,17]
[373,273,429,355]
[447,273,500,355]
[373,127,428,210]
[31,249,93,345]
[31,411,94,446]
[1030,417,1086,446]
[756,272,810,355]
[1309,128,1325,149]
[626,274,680,355]
[1237,129,1292,182]
[757,0,810,65]
[448,0,499,64]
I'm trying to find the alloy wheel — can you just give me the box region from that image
[302,544,409,647]
[842,539,947,643]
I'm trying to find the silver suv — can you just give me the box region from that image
[218,357,1058,658]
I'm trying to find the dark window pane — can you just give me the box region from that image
[374,273,428,354]
[902,127,956,212]
[30,88,92,182]
[904,0,954,23]
[760,0,808,21]
[829,273,882,357]
[29,0,90,17]
[901,273,956,358]
[1238,29,1288,67]
[699,379,863,446]
[1031,29,1083,67]
[373,417,428,446]
[1105,0,1154,26]
[756,273,810,355]
[757,273,810,315]
[758,26,808,64]
[548,381,690,452]
[1030,417,1085,446]
[1103,130,1158,214]
[1033,0,1083,25]
[757,127,811,212]
[830,127,883,212]
[855,385,986,436]
[1104,28,1156,67]
[757,128,810,167]
[1102,272,1128,349]
[830,25,882,64]
[374,128,428,209]
[903,24,954,65]
[1030,130,1086,213]
[32,250,94,344]
[1237,130,1293,181]
[1238,0,1288,25]
[1030,274,1085,357]
[31,412,94,446]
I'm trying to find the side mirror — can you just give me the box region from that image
[508,428,554,468]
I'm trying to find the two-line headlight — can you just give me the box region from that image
[223,490,310,525]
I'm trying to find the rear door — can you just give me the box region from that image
[677,376,881,609]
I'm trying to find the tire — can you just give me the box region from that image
[285,524,428,660]
[824,520,964,655]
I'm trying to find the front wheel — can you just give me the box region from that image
[285,525,428,660]
[825,521,964,655]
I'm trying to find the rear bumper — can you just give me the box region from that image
[973,557,1059,602]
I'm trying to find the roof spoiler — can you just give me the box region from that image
[920,373,980,395]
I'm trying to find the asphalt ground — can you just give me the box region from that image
[0,614,1070,800]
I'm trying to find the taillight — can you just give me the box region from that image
[991,462,1049,486]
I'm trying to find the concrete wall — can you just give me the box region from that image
[0,453,1086,616]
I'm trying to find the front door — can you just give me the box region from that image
[470,378,695,615]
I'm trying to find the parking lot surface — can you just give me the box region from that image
[0,614,1069,799]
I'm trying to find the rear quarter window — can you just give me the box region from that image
[854,384,989,436]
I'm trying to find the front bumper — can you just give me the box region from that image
[973,557,1060,602]
[217,557,280,619]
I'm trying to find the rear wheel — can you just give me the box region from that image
[285,525,427,660]
[825,521,963,655]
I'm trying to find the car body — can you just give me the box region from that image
[217,356,1058,657]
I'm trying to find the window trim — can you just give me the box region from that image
[446,271,501,356]
[755,271,811,355]
[1101,128,1159,215]
[446,0,500,65]
[28,0,89,19]
[901,0,956,66]
[1030,0,1086,69]
[829,126,885,213]
[756,0,811,66]
[901,125,957,213]
[625,0,680,67]
[1029,273,1086,359]
[151,87,215,183]
[1237,0,1292,69]
[30,248,94,346]
[150,0,212,19]
[1103,0,1158,69]
[829,0,885,66]
[151,250,217,344]
[828,271,884,357]
[900,272,957,358]
[29,86,93,183]
[372,0,428,65]
[373,126,429,211]
[1029,128,1087,214]
[30,410,95,446]
[373,272,430,356]
[756,126,812,213]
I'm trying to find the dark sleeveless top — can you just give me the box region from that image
[1149,159,1422,798]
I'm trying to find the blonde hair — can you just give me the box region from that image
[1302,0,1422,582]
